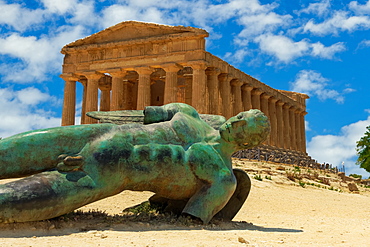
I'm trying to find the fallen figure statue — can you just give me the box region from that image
[0,103,270,224]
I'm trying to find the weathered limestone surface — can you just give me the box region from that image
[60,21,309,154]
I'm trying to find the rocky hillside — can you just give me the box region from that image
[233,158,370,194]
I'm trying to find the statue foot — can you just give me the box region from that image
[57,154,84,172]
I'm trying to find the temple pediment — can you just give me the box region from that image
[63,21,208,49]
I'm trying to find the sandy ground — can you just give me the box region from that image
[0,160,369,247]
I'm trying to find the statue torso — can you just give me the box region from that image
[82,112,226,198]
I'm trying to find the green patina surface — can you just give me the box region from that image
[0,103,270,224]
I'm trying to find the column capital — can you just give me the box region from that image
[241,83,254,91]
[135,66,154,75]
[99,84,111,91]
[269,96,279,103]
[218,73,231,82]
[162,63,183,72]
[251,88,263,95]
[108,69,127,77]
[283,103,292,109]
[289,106,297,112]
[261,93,272,99]
[294,108,302,114]
[205,67,221,76]
[84,72,103,80]
[60,73,79,82]
[188,61,208,70]
[230,79,243,87]
[277,100,285,106]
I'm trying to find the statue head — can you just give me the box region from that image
[220,109,270,150]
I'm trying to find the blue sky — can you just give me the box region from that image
[0,0,370,177]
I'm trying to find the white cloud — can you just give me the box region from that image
[238,12,292,38]
[0,87,61,138]
[100,4,170,28]
[16,87,53,105]
[296,0,331,17]
[311,41,346,59]
[99,0,231,31]
[303,11,370,36]
[305,120,311,131]
[0,25,85,83]
[254,34,310,63]
[39,0,97,27]
[307,115,370,177]
[0,0,45,31]
[358,39,370,47]
[99,0,292,42]
[290,70,349,103]
[223,48,249,64]
[184,0,285,28]
[68,1,98,27]
[349,0,370,15]
[119,0,183,9]
[253,33,346,63]
[40,0,77,14]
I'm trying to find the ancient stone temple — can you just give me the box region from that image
[60,21,309,154]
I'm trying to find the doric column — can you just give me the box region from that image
[251,88,263,110]
[231,79,243,115]
[122,81,131,110]
[85,73,102,124]
[163,63,182,104]
[80,78,87,124]
[206,67,221,114]
[60,74,78,126]
[268,97,278,147]
[99,84,111,112]
[110,70,127,111]
[241,84,253,111]
[260,93,271,117]
[184,74,193,105]
[219,73,232,119]
[295,109,302,153]
[282,104,291,150]
[260,93,271,145]
[289,106,297,151]
[276,101,285,148]
[136,66,153,110]
[299,111,308,153]
[190,62,207,113]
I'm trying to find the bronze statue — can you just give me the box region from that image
[0,103,270,224]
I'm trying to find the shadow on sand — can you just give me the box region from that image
[0,210,302,238]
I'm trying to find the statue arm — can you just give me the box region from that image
[143,103,200,124]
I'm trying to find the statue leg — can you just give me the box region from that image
[182,175,236,224]
[179,144,237,224]
[149,169,251,221]
[0,170,114,223]
[213,169,251,221]
[0,124,114,179]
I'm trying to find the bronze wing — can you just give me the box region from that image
[86,110,226,130]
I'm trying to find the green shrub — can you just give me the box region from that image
[349,174,362,179]
[253,174,263,181]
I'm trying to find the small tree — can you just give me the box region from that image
[356,125,370,173]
